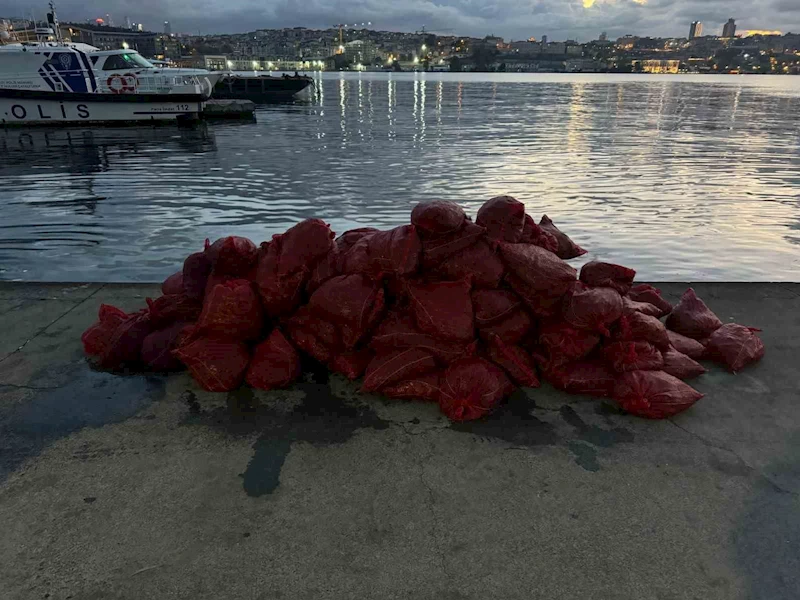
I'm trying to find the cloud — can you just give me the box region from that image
[2,0,798,40]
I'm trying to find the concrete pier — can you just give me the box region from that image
[201,99,256,120]
[0,282,798,600]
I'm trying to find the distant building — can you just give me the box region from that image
[723,18,736,39]
[599,32,607,42]
[62,23,157,55]
[689,21,702,40]
[509,40,539,55]
[343,39,376,65]
[178,55,228,70]
[541,35,548,44]
[633,59,680,74]
[124,16,131,30]
[164,21,171,35]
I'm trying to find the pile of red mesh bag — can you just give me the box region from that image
[81,198,765,422]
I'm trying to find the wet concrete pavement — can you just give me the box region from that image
[0,282,798,600]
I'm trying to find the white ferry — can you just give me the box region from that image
[0,5,222,125]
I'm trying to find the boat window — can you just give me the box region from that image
[101,53,154,70]
[101,54,129,70]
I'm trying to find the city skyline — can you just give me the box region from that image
[2,0,799,42]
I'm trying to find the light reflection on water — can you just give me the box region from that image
[1,72,799,282]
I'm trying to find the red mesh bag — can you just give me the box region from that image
[543,360,616,397]
[407,279,474,342]
[622,296,662,318]
[520,214,559,254]
[362,348,438,393]
[255,240,307,318]
[341,224,421,278]
[276,218,335,277]
[429,241,504,289]
[206,236,258,277]
[487,334,540,388]
[182,245,212,301]
[286,329,333,364]
[628,284,672,317]
[140,321,191,372]
[536,320,600,368]
[666,288,723,340]
[613,311,670,351]
[538,215,587,260]
[411,200,467,238]
[661,347,707,380]
[81,304,129,357]
[285,306,340,363]
[562,282,623,336]
[146,294,202,328]
[382,371,444,402]
[613,371,704,419]
[506,273,565,318]
[477,307,532,346]
[579,261,636,295]
[603,340,664,373]
[369,309,474,363]
[476,196,526,243]
[306,246,341,295]
[308,274,385,348]
[99,310,154,370]
[161,271,184,296]
[245,329,301,390]
[472,289,523,327]
[173,337,250,392]
[197,279,263,342]
[706,323,765,373]
[336,227,379,253]
[667,330,707,360]
[440,357,512,422]
[498,242,577,299]
[329,349,373,380]
[420,222,486,268]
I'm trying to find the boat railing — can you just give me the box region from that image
[0,70,204,95]
[97,72,204,94]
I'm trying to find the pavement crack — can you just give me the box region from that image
[668,419,798,497]
[0,383,63,391]
[418,444,454,583]
[0,284,105,366]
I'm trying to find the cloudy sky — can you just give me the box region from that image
[4,0,799,41]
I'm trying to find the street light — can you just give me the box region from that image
[421,44,427,52]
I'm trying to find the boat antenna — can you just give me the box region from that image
[47,1,62,43]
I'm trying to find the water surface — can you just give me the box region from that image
[2,72,799,281]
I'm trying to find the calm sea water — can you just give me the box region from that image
[2,72,799,282]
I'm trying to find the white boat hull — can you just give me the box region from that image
[0,97,202,125]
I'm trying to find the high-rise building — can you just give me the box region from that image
[722,18,736,38]
[124,16,131,30]
[163,21,171,35]
[599,31,608,42]
[689,21,703,39]
[541,34,548,44]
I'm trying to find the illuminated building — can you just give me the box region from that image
[689,21,703,40]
